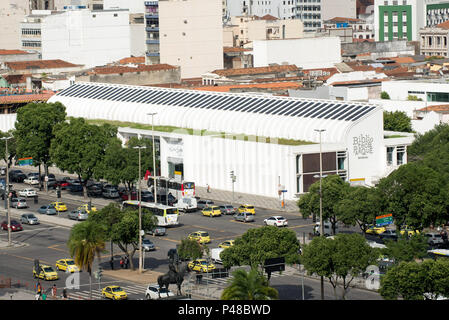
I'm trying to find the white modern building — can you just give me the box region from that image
[158,0,224,79]
[37,81,413,200]
[374,0,449,42]
[226,0,298,20]
[381,79,449,102]
[252,36,341,69]
[20,7,131,68]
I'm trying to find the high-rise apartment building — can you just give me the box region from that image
[20,6,131,67]
[374,0,449,42]
[158,0,223,78]
[144,1,160,64]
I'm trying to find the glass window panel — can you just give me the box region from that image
[60,84,81,96]
[245,99,272,113]
[128,89,151,103]
[216,96,244,110]
[313,103,334,119]
[119,88,141,102]
[177,93,201,106]
[239,98,265,112]
[209,96,235,110]
[323,104,345,119]
[82,86,106,99]
[183,94,208,108]
[228,97,256,111]
[351,106,375,121]
[196,94,222,108]
[269,100,300,115]
[252,99,280,113]
[94,87,119,100]
[151,91,176,104]
[105,88,133,100]
[288,101,314,116]
[340,105,363,121]
[261,99,285,114]
[142,90,168,103]
[329,105,353,120]
[135,90,159,103]
[158,92,185,105]
[65,85,88,97]
[302,103,327,118]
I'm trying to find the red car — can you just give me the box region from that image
[1,220,23,232]
[121,191,138,201]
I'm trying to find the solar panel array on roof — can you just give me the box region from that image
[57,83,376,122]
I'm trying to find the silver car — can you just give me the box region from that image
[68,209,89,221]
[234,212,255,223]
[142,239,156,252]
[11,198,28,209]
[20,213,39,225]
[426,233,444,246]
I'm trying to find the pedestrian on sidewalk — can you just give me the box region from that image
[51,284,57,298]
[207,184,211,193]
[120,257,124,269]
[110,257,114,270]
[124,256,129,269]
[62,288,67,300]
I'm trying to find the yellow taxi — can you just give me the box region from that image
[50,201,67,212]
[218,240,235,249]
[188,259,216,273]
[188,231,211,244]
[77,204,97,214]
[55,258,80,273]
[101,285,128,300]
[33,265,59,281]
[400,226,420,237]
[365,225,386,235]
[202,206,221,217]
[238,204,256,215]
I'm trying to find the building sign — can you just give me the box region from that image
[353,134,374,159]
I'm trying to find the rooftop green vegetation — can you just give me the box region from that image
[85,119,315,146]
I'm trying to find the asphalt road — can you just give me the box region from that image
[0,170,382,300]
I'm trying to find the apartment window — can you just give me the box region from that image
[387,147,394,165]
[396,146,405,165]
[114,13,118,17]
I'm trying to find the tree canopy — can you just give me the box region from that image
[221,268,278,300]
[301,233,377,300]
[220,226,300,269]
[50,117,117,197]
[383,110,412,133]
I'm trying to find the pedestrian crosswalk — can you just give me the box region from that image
[68,283,147,300]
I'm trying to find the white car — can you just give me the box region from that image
[18,188,37,198]
[264,216,288,227]
[145,284,175,300]
[24,176,39,185]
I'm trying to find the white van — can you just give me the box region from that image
[314,221,338,236]
[211,248,225,264]
[175,196,197,212]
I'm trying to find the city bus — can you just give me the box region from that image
[121,200,180,227]
[148,177,196,199]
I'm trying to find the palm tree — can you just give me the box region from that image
[67,221,106,299]
[221,268,279,300]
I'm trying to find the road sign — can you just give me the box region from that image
[18,157,33,166]
[376,214,393,227]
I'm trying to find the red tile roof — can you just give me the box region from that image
[194,81,302,92]
[118,56,145,65]
[0,92,55,104]
[0,49,31,55]
[90,64,178,75]
[212,65,299,77]
[3,74,32,84]
[257,14,278,21]
[5,59,81,70]
[436,20,449,30]
[223,47,252,53]
[416,104,449,113]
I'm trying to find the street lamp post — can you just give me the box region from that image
[314,128,326,300]
[134,145,146,274]
[147,113,157,204]
[1,136,12,247]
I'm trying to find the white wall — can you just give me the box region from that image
[321,0,356,21]
[412,111,441,134]
[0,0,29,49]
[41,9,131,68]
[103,0,145,13]
[159,0,224,79]
[381,80,449,101]
[252,37,341,69]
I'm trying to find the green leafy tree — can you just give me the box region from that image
[407,123,449,162]
[109,208,157,270]
[421,259,449,299]
[380,91,390,99]
[50,117,117,198]
[379,261,427,300]
[14,102,66,185]
[88,203,123,262]
[383,110,413,133]
[297,175,350,235]
[177,238,204,261]
[381,234,428,263]
[0,130,17,167]
[221,268,279,300]
[67,221,106,299]
[377,162,449,230]
[335,186,381,233]
[101,136,154,197]
[220,226,300,270]
[301,233,377,300]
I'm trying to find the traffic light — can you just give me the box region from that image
[98,267,102,279]
[230,170,234,178]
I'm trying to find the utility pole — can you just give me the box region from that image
[314,128,326,300]
[147,113,157,204]
[230,170,236,205]
[134,145,146,274]
[1,136,12,247]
